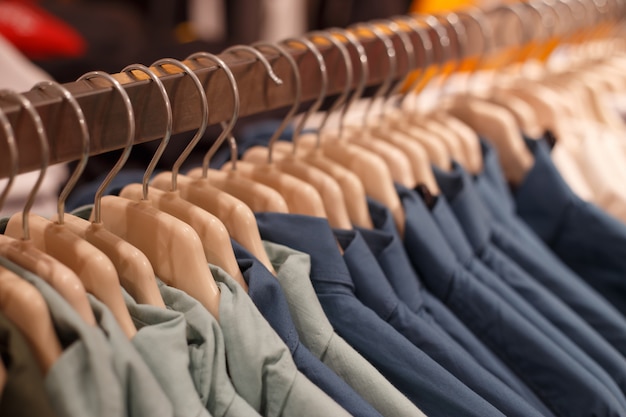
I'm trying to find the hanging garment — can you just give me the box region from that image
[513,137,626,318]
[121,290,213,417]
[0,257,123,417]
[255,212,508,417]
[155,280,262,417]
[393,185,626,417]
[431,164,626,397]
[473,138,626,356]
[260,241,427,417]
[354,199,555,417]
[333,227,548,417]
[0,311,57,417]
[230,240,386,417]
[211,265,353,417]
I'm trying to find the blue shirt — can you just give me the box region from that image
[230,240,384,417]
[334,228,548,417]
[433,163,626,400]
[395,183,626,417]
[513,138,626,319]
[255,212,508,417]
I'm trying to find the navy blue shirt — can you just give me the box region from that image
[255,212,508,417]
[433,163,626,400]
[513,138,626,319]
[395,183,626,417]
[334,228,548,417]
[474,140,626,358]
[358,199,554,417]
[230,240,384,417]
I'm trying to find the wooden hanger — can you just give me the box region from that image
[0,266,62,374]
[144,56,277,276]
[183,51,290,215]
[66,70,221,320]
[36,77,165,309]
[0,89,97,326]
[202,45,327,219]
[2,86,137,338]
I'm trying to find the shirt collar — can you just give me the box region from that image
[357,199,425,313]
[395,184,457,297]
[231,240,300,354]
[479,138,515,207]
[433,162,491,253]
[514,138,576,244]
[430,196,475,265]
[334,229,399,320]
[255,213,354,289]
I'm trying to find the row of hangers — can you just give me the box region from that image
[0,0,623,380]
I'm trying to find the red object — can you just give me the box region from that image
[0,0,86,59]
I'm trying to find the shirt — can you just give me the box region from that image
[0,311,58,417]
[121,289,212,417]
[231,240,384,417]
[262,240,427,417]
[475,139,626,357]
[87,295,174,417]
[0,256,123,417]
[514,137,626,318]
[335,227,548,417]
[156,280,261,417]
[433,163,626,400]
[256,212,508,417]
[212,264,352,417]
[357,198,554,417]
[394,184,626,417]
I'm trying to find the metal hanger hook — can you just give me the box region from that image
[150,58,207,190]
[251,42,302,164]
[33,81,90,224]
[77,71,135,224]
[0,96,19,213]
[0,90,49,240]
[185,52,240,176]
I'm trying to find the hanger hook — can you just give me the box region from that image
[149,58,207,190]
[392,15,435,107]
[283,36,328,154]
[348,23,396,126]
[77,71,135,224]
[32,81,89,225]
[120,64,172,201]
[251,42,302,164]
[0,90,48,240]
[328,28,368,138]
[452,8,494,93]
[0,97,19,212]
[372,19,420,114]
[409,14,452,110]
[433,12,467,96]
[221,45,284,170]
[307,31,353,146]
[185,52,239,176]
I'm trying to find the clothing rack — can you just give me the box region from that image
[0,1,622,179]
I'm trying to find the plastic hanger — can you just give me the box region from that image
[70,71,220,320]
[41,71,164,308]
[3,86,137,339]
[0,89,97,326]
[182,52,289,215]
[212,46,327,219]
[147,57,277,276]
[119,59,247,288]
